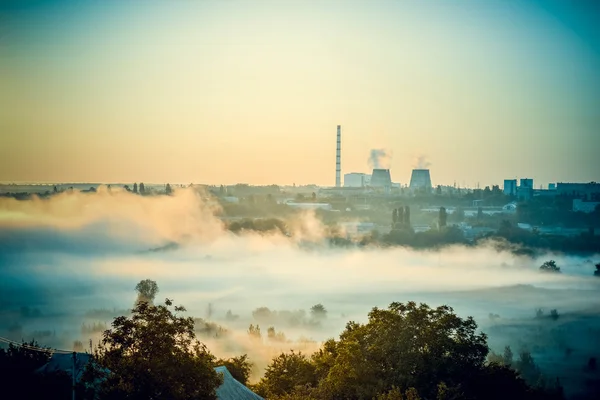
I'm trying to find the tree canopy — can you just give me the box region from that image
[255,302,563,400]
[82,298,222,400]
[135,279,159,304]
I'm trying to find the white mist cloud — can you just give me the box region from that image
[1,188,599,383]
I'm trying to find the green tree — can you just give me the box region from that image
[310,303,327,320]
[436,185,442,195]
[439,207,447,229]
[404,206,410,226]
[315,302,488,399]
[539,260,560,273]
[135,279,159,304]
[81,299,221,400]
[216,354,253,385]
[133,182,138,194]
[165,183,173,195]
[255,351,317,398]
[139,182,145,195]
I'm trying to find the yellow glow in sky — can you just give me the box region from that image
[1,1,598,187]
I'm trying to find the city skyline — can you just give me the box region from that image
[1,0,599,187]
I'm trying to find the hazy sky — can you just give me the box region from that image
[1,0,599,187]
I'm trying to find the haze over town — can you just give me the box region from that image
[1,1,599,400]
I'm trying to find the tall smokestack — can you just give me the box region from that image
[336,125,341,188]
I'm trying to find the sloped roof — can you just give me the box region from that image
[36,352,91,381]
[36,353,263,400]
[215,366,264,400]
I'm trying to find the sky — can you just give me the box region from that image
[1,0,599,187]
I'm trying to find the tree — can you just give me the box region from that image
[404,205,411,226]
[477,207,483,220]
[392,209,398,226]
[436,185,442,195]
[539,260,560,273]
[439,207,447,229]
[165,183,173,195]
[139,182,145,195]
[310,304,327,320]
[397,207,404,227]
[215,354,253,385]
[53,185,58,193]
[255,351,317,398]
[0,341,71,399]
[267,326,286,342]
[248,324,262,340]
[135,279,159,304]
[314,302,488,399]
[81,299,221,400]
[312,192,317,202]
[133,182,138,194]
[594,263,600,277]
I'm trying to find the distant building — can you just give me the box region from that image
[409,169,432,190]
[520,178,533,189]
[557,182,600,201]
[517,178,534,200]
[340,221,376,236]
[285,201,332,211]
[344,173,371,188]
[503,179,517,196]
[573,199,600,213]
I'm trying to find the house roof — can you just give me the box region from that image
[214,366,264,400]
[36,353,263,400]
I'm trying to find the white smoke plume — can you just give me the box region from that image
[368,149,393,169]
[413,154,432,169]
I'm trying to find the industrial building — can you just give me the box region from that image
[409,169,432,190]
[557,182,600,201]
[344,172,371,188]
[503,179,517,196]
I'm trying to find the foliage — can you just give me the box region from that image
[255,351,317,398]
[228,218,287,234]
[0,341,71,400]
[539,260,560,273]
[216,354,253,385]
[259,302,565,400]
[310,304,327,320]
[439,207,447,228]
[248,324,262,340]
[267,326,287,342]
[135,279,159,304]
[81,298,221,400]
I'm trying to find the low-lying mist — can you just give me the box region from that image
[1,188,599,394]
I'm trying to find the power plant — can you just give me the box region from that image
[409,169,432,190]
[333,125,431,192]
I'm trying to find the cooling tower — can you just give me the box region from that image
[409,169,432,189]
[371,169,392,190]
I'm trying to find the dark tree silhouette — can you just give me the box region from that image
[133,182,138,194]
[81,299,221,400]
[135,279,159,304]
[439,207,447,229]
[539,260,560,273]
